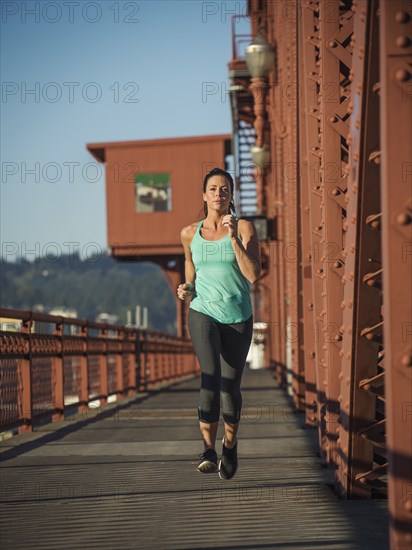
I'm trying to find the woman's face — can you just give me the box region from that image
[203,175,232,213]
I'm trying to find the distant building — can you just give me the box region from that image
[0,317,22,332]
[48,307,77,318]
[95,312,119,325]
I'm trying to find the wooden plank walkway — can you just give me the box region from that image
[0,368,389,550]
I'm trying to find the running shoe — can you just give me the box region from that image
[219,437,238,480]
[197,448,218,473]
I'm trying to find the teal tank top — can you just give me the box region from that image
[189,219,253,323]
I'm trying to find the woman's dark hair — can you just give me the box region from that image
[202,168,236,218]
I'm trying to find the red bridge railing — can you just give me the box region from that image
[0,308,198,433]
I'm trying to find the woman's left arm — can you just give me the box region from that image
[230,219,262,284]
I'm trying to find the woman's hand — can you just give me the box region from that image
[222,214,238,239]
[177,282,194,300]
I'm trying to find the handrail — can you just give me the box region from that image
[0,308,198,433]
[231,14,253,60]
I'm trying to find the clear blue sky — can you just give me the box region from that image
[1,0,250,262]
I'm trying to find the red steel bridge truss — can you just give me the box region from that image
[229,1,412,548]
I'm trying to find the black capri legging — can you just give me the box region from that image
[188,308,253,424]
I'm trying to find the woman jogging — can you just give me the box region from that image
[177,167,261,480]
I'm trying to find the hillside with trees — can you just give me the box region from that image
[0,252,177,334]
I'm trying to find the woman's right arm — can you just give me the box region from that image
[177,225,196,300]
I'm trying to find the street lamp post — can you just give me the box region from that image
[245,30,275,147]
[245,31,275,214]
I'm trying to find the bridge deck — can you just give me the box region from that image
[1,368,389,549]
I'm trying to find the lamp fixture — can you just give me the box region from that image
[245,31,275,79]
[251,144,271,168]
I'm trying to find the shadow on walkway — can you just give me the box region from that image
[0,368,389,550]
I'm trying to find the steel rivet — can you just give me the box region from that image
[401,353,412,367]
[395,68,411,82]
[396,35,411,48]
[404,500,412,513]
[397,212,412,225]
[395,11,409,24]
